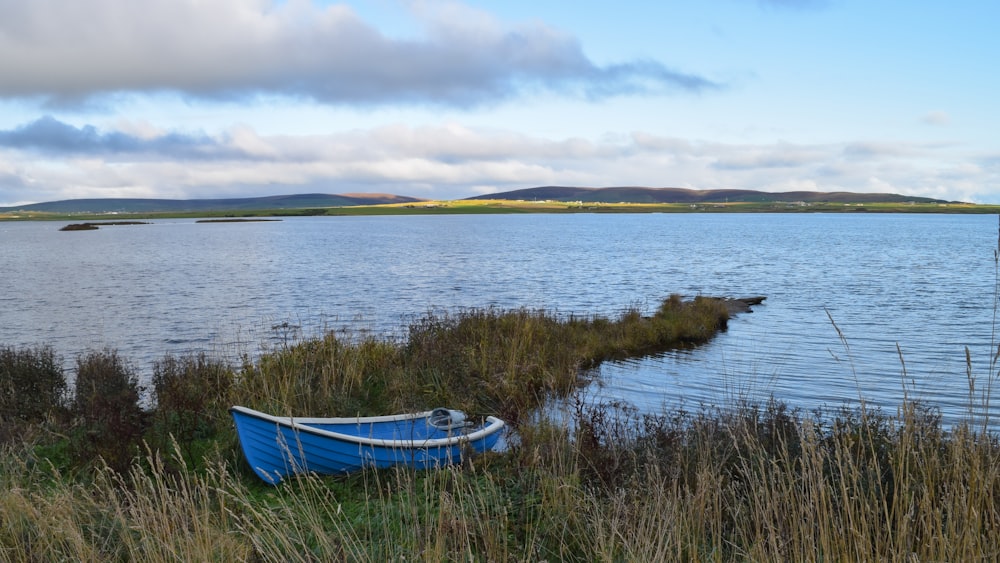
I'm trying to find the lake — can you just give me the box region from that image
[3,213,998,424]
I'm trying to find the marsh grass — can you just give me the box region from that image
[402,295,730,424]
[5,294,1000,560]
[10,396,1000,561]
[237,333,405,417]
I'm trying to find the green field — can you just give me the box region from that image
[4,198,1000,222]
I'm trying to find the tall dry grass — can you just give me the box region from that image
[5,398,1000,561]
[5,292,1000,560]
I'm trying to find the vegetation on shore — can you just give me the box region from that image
[3,295,1000,560]
[5,198,1000,222]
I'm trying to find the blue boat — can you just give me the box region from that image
[230,405,506,484]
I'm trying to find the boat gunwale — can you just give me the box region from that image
[230,405,505,449]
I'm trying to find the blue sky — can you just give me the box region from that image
[0,0,997,206]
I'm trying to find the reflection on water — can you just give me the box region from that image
[2,213,998,424]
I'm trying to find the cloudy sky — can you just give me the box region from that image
[0,0,997,206]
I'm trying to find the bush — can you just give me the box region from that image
[70,349,145,473]
[0,345,66,425]
[148,353,234,462]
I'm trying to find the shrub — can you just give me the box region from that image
[70,349,145,473]
[149,353,235,463]
[0,345,66,426]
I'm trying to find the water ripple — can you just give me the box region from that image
[2,213,998,425]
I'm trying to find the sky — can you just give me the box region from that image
[0,0,997,206]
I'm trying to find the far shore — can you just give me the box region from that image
[4,198,1000,222]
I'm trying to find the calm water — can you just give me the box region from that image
[2,213,998,423]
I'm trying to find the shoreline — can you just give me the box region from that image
[4,199,1000,222]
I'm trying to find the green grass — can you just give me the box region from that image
[6,199,1000,222]
[4,295,1000,561]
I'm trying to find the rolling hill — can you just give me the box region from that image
[465,186,950,204]
[0,193,425,214]
[1,187,954,215]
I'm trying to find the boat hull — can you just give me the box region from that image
[230,406,505,484]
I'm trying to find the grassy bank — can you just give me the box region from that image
[6,198,1000,222]
[3,296,1000,560]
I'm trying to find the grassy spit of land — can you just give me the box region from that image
[5,198,1000,222]
[3,296,1000,561]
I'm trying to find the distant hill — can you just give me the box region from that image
[3,187,954,214]
[1,193,425,214]
[465,186,950,205]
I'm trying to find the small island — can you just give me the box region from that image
[59,221,149,231]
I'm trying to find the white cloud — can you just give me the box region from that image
[0,118,995,206]
[711,144,826,170]
[0,0,717,108]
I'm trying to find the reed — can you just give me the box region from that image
[401,295,729,424]
[5,294,1000,561]
[5,398,1000,560]
[235,332,406,417]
